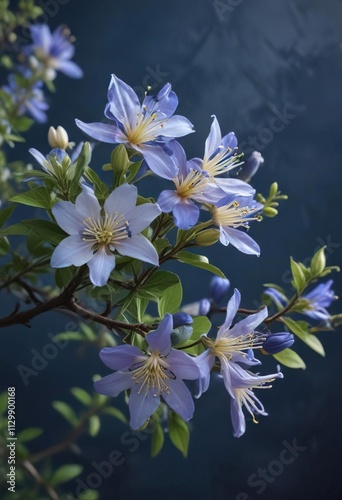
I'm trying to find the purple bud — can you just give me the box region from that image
[48,148,68,164]
[199,298,211,316]
[262,332,294,354]
[209,277,230,303]
[172,312,193,328]
[237,151,264,182]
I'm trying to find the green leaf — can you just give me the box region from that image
[50,464,83,486]
[102,406,127,423]
[52,401,78,427]
[290,257,306,292]
[273,348,306,369]
[0,236,9,256]
[139,271,180,299]
[151,420,164,458]
[282,317,325,356]
[175,251,225,278]
[55,267,76,288]
[0,204,15,227]
[88,415,101,437]
[17,428,43,442]
[310,246,326,277]
[71,387,92,406]
[168,412,190,457]
[0,222,30,237]
[158,280,183,316]
[78,490,100,500]
[11,186,52,209]
[21,219,66,246]
[84,166,108,200]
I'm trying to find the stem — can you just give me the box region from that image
[264,293,299,324]
[0,257,50,290]
[21,460,60,500]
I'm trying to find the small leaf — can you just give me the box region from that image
[88,415,101,436]
[0,204,15,227]
[168,412,190,457]
[11,186,52,209]
[71,387,92,406]
[17,428,43,442]
[310,247,326,277]
[79,490,100,500]
[102,406,127,424]
[273,348,306,369]
[176,251,225,278]
[282,317,325,356]
[151,420,164,458]
[158,281,183,316]
[52,401,78,427]
[0,236,9,256]
[50,464,83,486]
[290,257,306,292]
[21,219,66,246]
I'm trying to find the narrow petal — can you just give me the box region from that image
[230,398,246,438]
[173,201,200,230]
[52,201,83,235]
[94,371,134,397]
[143,84,178,118]
[146,314,173,355]
[129,385,160,430]
[229,306,268,338]
[157,190,180,213]
[162,378,195,421]
[220,357,234,398]
[75,186,101,220]
[216,178,255,196]
[104,183,137,216]
[29,148,47,169]
[217,289,241,339]
[75,119,118,144]
[160,115,195,138]
[166,350,200,380]
[125,203,161,234]
[220,226,260,256]
[107,74,140,129]
[87,247,116,287]
[194,350,215,398]
[54,59,83,78]
[221,131,238,150]
[136,144,178,179]
[99,345,143,370]
[115,234,159,265]
[51,236,94,267]
[204,115,222,159]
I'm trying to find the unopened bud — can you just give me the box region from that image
[263,206,278,217]
[172,312,193,328]
[262,332,294,354]
[237,151,264,182]
[209,277,230,303]
[111,144,130,176]
[48,126,69,150]
[196,229,220,246]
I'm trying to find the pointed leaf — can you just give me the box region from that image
[273,348,306,369]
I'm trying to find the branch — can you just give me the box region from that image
[21,460,60,500]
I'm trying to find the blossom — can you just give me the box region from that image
[76,74,194,179]
[94,314,200,429]
[191,115,255,196]
[211,194,262,256]
[24,24,83,79]
[29,147,68,175]
[3,75,48,123]
[50,184,160,286]
[157,141,225,229]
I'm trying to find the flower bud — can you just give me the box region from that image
[263,206,278,217]
[262,332,294,354]
[237,151,264,182]
[181,298,211,317]
[172,312,193,328]
[48,126,69,150]
[209,276,230,303]
[196,229,220,246]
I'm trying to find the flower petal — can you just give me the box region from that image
[217,288,241,339]
[162,378,195,421]
[160,115,195,138]
[107,74,140,129]
[94,371,134,397]
[51,235,94,267]
[54,59,83,78]
[221,131,238,151]
[194,349,215,398]
[172,201,200,230]
[230,397,246,438]
[136,144,178,179]
[146,314,173,355]
[75,185,101,220]
[204,115,222,159]
[52,201,83,235]
[157,190,180,213]
[125,203,161,234]
[87,247,116,287]
[115,234,159,266]
[75,119,118,144]
[229,306,268,339]
[29,148,47,169]
[99,345,143,370]
[216,178,255,196]
[104,183,137,216]
[129,384,160,430]
[220,226,260,256]
[166,350,200,380]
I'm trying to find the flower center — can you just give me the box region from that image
[203,332,264,361]
[203,148,240,178]
[82,212,131,248]
[131,352,175,397]
[174,169,208,199]
[125,108,167,145]
[211,200,262,229]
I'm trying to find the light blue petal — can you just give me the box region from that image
[230,398,246,438]
[217,289,241,339]
[136,144,178,179]
[29,148,47,169]
[220,357,234,398]
[54,59,83,78]
[157,190,180,213]
[162,378,195,421]
[99,345,144,370]
[107,74,140,129]
[160,115,195,138]
[104,183,137,216]
[75,119,119,144]
[52,201,83,235]
[229,306,268,339]
[125,203,161,234]
[216,178,255,196]
[129,384,160,430]
[87,247,116,287]
[115,234,159,265]
[204,115,222,159]
[220,226,260,256]
[146,314,173,355]
[194,350,215,398]
[75,185,101,219]
[31,24,51,52]
[51,235,94,267]
[94,371,134,397]
[173,201,200,230]
[165,350,200,380]
[221,131,238,151]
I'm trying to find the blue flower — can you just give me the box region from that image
[191,116,255,197]
[50,184,160,286]
[211,194,262,256]
[3,75,48,123]
[76,74,194,179]
[94,314,200,429]
[302,280,337,323]
[24,24,83,79]
[157,141,225,229]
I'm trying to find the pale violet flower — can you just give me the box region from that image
[94,314,200,429]
[3,75,48,123]
[211,194,262,256]
[51,184,160,286]
[76,74,194,179]
[29,147,68,175]
[157,141,225,229]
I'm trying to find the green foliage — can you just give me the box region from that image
[281,317,325,356]
[273,348,306,369]
[168,411,190,457]
[151,420,164,458]
[175,250,226,278]
[256,181,288,217]
[50,464,83,486]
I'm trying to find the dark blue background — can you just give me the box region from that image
[2,1,342,499]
